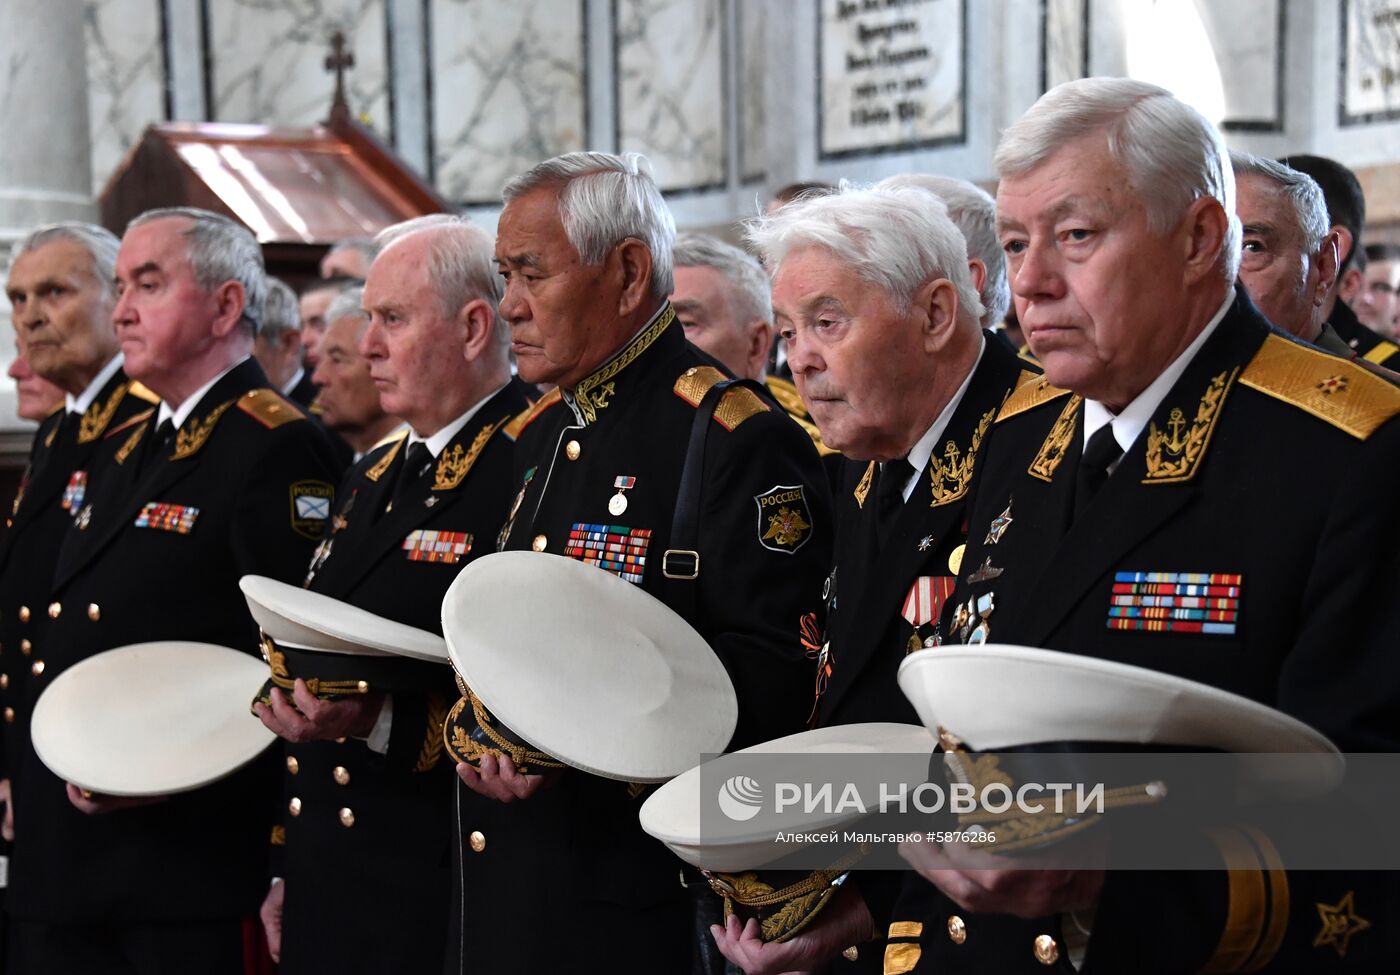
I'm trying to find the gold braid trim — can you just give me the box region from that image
[115,421,149,465]
[414,692,448,772]
[1027,395,1082,482]
[443,686,565,774]
[172,399,237,459]
[1203,826,1267,973]
[573,305,675,423]
[78,382,130,443]
[432,416,509,491]
[364,437,404,482]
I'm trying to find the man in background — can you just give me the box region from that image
[252,277,315,406]
[308,285,403,460]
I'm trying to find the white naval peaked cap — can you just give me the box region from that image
[440,551,737,783]
[640,722,935,871]
[31,641,277,797]
[897,644,1343,799]
[239,574,447,663]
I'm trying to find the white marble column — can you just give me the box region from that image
[0,0,96,433]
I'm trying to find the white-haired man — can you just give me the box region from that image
[889,78,1400,972]
[1230,152,1347,351]
[449,150,831,974]
[252,277,316,406]
[0,222,157,851]
[708,183,1038,973]
[670,232,837,462]
[306,286,403,459]
[878,173,1012,334]
[254,217,531,975]
[6,207,341,975]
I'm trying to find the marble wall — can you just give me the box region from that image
[1043,0,1088,92]
[1341,0,1400,124]
[737,0,767,183]
[84,0,168,194]
[428,0,588,205]
[614,0,726,193]
[203,0,392,140]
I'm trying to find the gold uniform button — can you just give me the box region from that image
[338,807,355,827]
[47,602,61,620]
[30,660,44,677]
[948,915,967,945]
[333,766,350,786]
[1033,934,1059,965]
[20,639,31,656]
[841,946,859,961]
[565,440,581,460]
[286,756,299,775]
[87,603,101,622]
[469,830,486,853]
[18,606,29,623]
[3,707,13,723]
[288,797,302,816]
[335,736,347,745]
[531,535,547,552]
[356,681,369,693]
[0,673,8,689]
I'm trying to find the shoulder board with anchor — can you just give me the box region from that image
[1240,333,1400,440]
[236,388,304,429]
[105,407,156,440]
[995,374,1072,423]
[502,387,562,441]
[674,366,771,432]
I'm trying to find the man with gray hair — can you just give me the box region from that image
[448,150,831,973]
[877,173,1012,332]
[6,207,341,975]
[887,77,1400,973]
[1230,152,1344,349]
[709,182,1037,973]
[252,277,316,406]
[670,232,837,463]
[0,222,157,859]
[255,215,531,975]
[304,286,402,459]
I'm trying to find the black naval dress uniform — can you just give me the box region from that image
[0,368,156,783]
[275,378,531,975]
[884,295,1400,972]
[445,305,833,975]
[6,358,340,975]
[812,334,1034,972]
[286,367,318,409]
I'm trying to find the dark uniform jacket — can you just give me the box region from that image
[885,295,1400,972]
[276,379,531,975]
[0,370,156,781]
[7,357,340,924]
[814,335,1035,973]
[1328,297,1400,370]
[446,306,833,975]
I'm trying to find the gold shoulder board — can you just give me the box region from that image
[764,376,807,417]
[1240,334,1400,440]
[502,387,562,441]
[237,388,304,429]
[1363,339,1400,366]
[127,381,160,404]
[996,374,1072,423]
[674,366,772,431]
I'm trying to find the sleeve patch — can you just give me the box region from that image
[755,484,813,554]
[290,480,334,539]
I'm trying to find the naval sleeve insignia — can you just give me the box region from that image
[755,484,813,554]
[290,480,334,539]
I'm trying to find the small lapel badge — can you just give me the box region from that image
[918,534,934,552]
[984,498,1013,545]
[966,556,1004,584]
[75,504,93,530]
[609,476,636,516]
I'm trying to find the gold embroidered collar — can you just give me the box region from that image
[566,304,676,424]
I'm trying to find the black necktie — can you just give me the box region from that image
[1075,424,1123,519]
[388,441,431,512]
[875,458,914,544]
[140,419,176,473]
